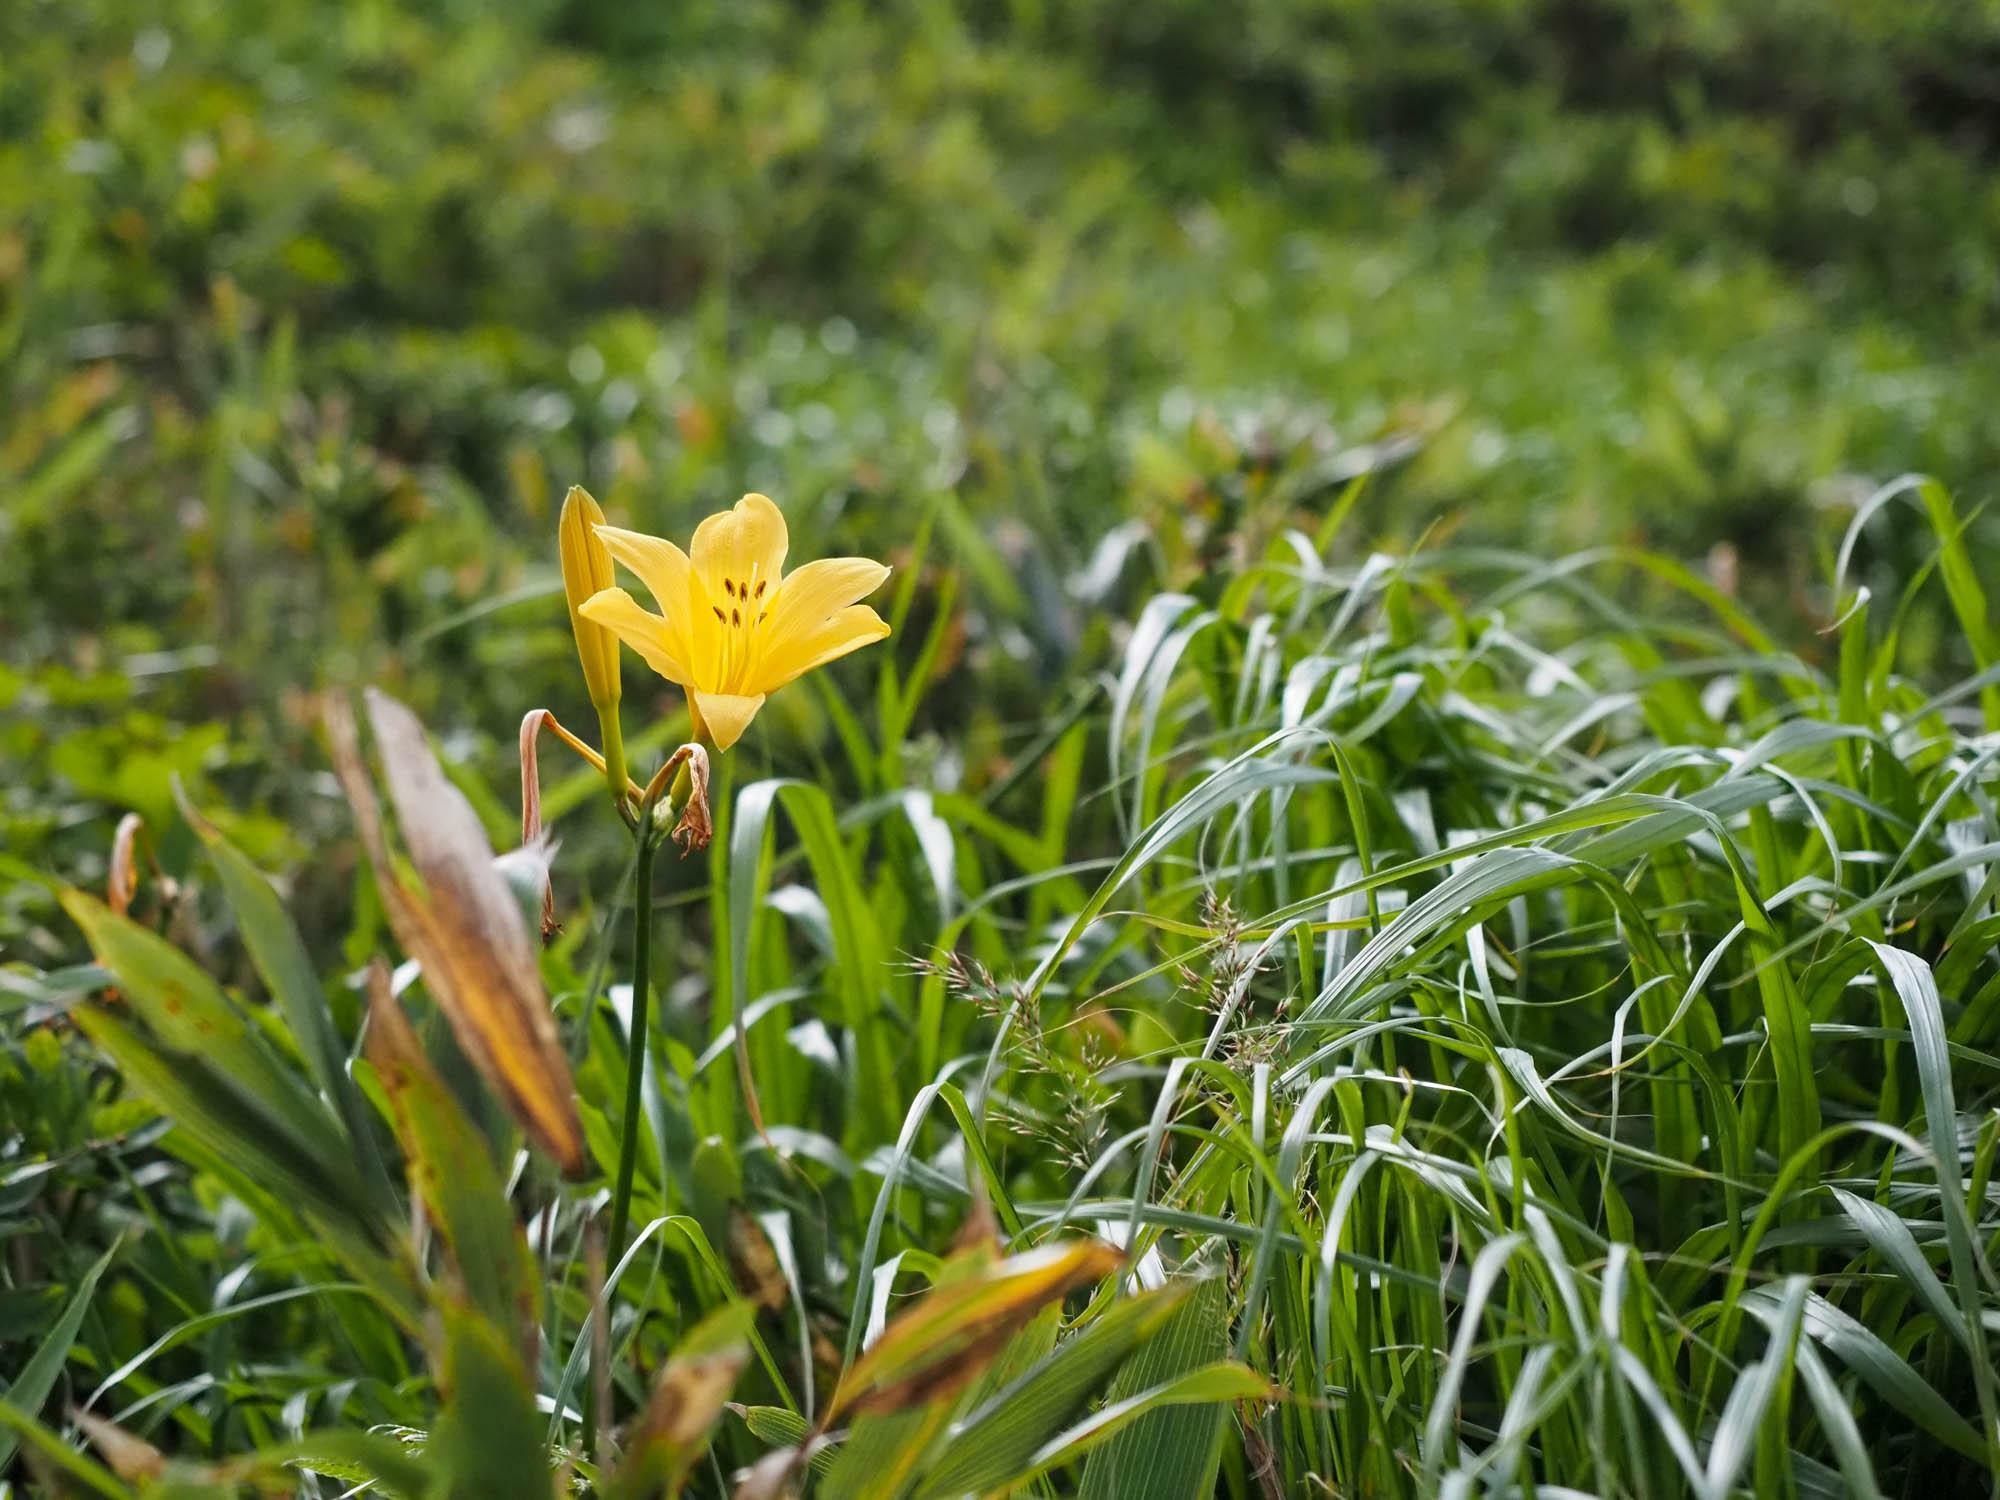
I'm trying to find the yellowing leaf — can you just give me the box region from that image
[364,962,540,1364]
[327,690,586,1177]
[605,1302,754,1500]
[828,1240,1121,1422]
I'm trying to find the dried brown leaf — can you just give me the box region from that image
[70,1409,166,1482]
[107,813,144,918]
[518,709,559,940]
[327,690,586,1177]
[727,1207,788,1311]
[671,743,712,854]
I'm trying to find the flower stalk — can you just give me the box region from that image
[608,818,659,1269]
[606,740,710,1266]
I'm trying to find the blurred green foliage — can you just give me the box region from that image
[2,0,1993,978]
[8,3,2000,1490]
[5,0,1999,955]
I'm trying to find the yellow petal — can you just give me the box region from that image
[595,524,697,645]
[559,488,620,709]
[579,588,695,686]
[754,604,891,693]
[690,493,788,603]
[690,689,766,751]
[761,557,891,647]
[685,568,726,684]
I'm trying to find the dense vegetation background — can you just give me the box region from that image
[10,0,2000,842]
[7,2,2000,1496]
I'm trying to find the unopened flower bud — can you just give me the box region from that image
[559,485,628,799]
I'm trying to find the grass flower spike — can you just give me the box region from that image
[579,492,891,749]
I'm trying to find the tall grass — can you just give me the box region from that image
[7,480,2000,1496]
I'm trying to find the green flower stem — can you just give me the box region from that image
[597,705,628,813]
[582,814,657,1467]
[607,825,658,1266]
[588,748,700,1460]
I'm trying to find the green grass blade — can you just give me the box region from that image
[0,1240,119,1472]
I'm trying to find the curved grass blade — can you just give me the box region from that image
[0,1240,118,1472]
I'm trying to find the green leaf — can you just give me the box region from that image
[0,1394,131,1499]
[269,1428,433,1498]
[727,779,895,1145]
[364,971,538,1357]
[71,1002,414,1321]
[1035,1361,1268,1487]
[0,1240,119,1472]
[185,796,399,1218]
[820,1403,954,1500]
[917,1279,1195,1498]
[734,1406,841,1477]
[1075,1276,1236,1500]
[1741,1286,1987,1463]
[60,889,362,1187]
[426,1301,551,1500]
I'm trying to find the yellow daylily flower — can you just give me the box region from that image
[579,493,892,750]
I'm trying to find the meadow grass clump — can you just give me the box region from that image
[6,480,2000,1496]
[12,6,2000,1491]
